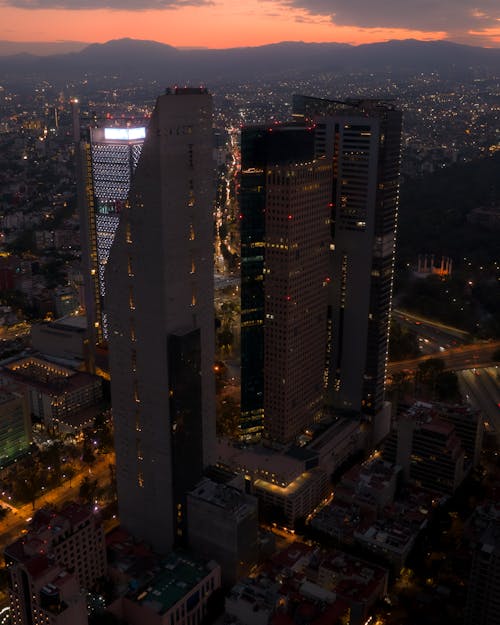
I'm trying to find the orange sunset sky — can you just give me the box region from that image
[0,0,499,50]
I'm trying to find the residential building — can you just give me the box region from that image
[5,502,106,591]
[7,557,87,625]
[226,542,387,625]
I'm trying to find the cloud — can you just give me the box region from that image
[0,0,209,9]
[278,0,500,36]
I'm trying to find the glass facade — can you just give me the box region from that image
[239,126,315,439]
[84,129,144,342]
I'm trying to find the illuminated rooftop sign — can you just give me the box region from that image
[104,127,146,141]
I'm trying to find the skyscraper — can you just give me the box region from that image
[240,125,332,443]
[294,96,402,429]
[78,125,145,344]
[106,88,215,554]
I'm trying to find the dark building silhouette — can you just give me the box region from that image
[106,88,215,553]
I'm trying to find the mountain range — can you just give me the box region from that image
[1,38,500,85]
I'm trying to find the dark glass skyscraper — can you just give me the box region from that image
[240,125,331,443]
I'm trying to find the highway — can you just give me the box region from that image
[388,340,500,374]
[393,309,470,341]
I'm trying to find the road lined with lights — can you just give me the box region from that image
[388,341,500,374]
[0,452,114,555]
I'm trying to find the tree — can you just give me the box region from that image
[15,475,40,509]
[216,396,240,438]
[82,436,96,465]
[217,327,234,352]
[79,476,98,504]
[418,358,445,383]
[389,320,419,361]
[435,371,460,401]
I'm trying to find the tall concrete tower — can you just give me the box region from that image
[293,96,402,437]
[106,88,215,553]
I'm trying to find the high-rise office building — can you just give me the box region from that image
[240,125,332,444]
[106,88,215,554]
[78,125,145,343]
[293,96,402,428]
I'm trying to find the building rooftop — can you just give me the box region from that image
[49,314,87,332]
[1,355,99,395]
[5,503,97,563]
[189,477,254,521]
[127,552,218,615]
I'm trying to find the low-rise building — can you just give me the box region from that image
[187,478,258,585]
[8,556,88,625]
[309,456,430,566]
[31,315,88,362]
[226,542,386,625]
[5,502,106,590]
[383,403,466,495]
[109,550,221,625]
[1,355,103,430]
[215,417,363,525]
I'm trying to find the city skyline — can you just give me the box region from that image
[0,0,500,51]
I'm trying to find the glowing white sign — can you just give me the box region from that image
[104,127,146,141]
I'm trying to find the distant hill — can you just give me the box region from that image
[0,40,87,56]
[1,38,500,85]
